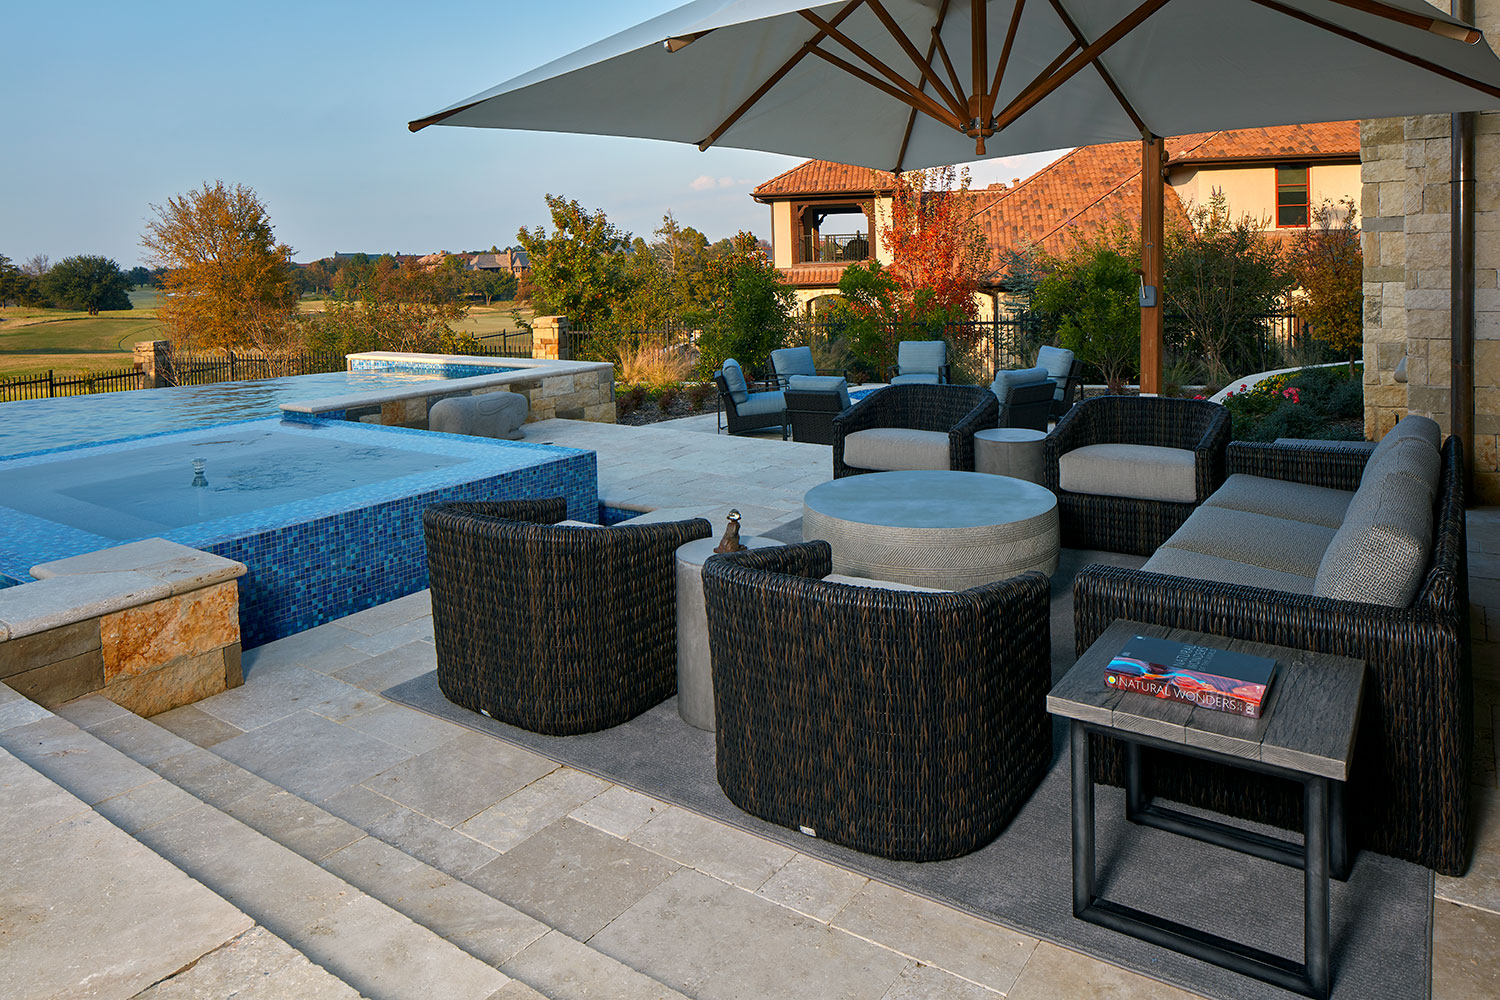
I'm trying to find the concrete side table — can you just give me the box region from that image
[675,535,779,731]
[975,428,1047,483]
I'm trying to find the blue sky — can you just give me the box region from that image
[0,1,1063,267]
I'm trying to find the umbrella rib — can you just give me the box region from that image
[986,0,1029,117]
[1319,0,1481,44]
[897,0,955,172]
[806,45,966,130]
[991,0,1175,136]
[697,0,868,151]
[1045,0,1147,134]
[866,0,965,119]
[1248,0,1500,101]
[800,10,967,122]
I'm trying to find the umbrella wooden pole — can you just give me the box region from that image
[1140,134,1165,396]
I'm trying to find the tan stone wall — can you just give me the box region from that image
[1361,0,1500,501]
[480,366,617,423]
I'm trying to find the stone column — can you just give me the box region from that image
[530,316,571,361]
[133,340,173,388]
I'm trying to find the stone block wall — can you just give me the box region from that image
[1361,0,1500,502]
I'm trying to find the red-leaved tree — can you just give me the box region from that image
[880,165,989,321]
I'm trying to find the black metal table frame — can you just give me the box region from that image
[1070,721,1350,1000]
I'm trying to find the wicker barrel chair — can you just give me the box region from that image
[423,498,711,735]
[702,541,1052,861]
[832,384,998,478]
[1043,396,1231,555]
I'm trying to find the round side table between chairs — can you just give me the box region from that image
[974,427,1047,483]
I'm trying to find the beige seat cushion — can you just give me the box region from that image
[1204,474,1354,529]
[1057,443,1198,503]
[1315,469,1434,607]
[823,573,947,593]
[843,428,950,472]
[1142,545,1316,595]
[1161,506,1337,578]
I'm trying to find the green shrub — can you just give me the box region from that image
[1220,363,1364,442]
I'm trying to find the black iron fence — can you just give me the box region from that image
[164,350,348,386]
[0,366,143,402]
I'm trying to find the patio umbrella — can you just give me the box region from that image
[411,0,1500,389]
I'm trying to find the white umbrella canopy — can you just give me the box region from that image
[411,0,1500,172]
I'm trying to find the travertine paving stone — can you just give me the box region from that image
[342,699,468,754]
[336,589,431,636]
[345,617,434,657]
[151,702,246,747]
[569,784,668,838]
[458,766,610,852]
[629,804,795,890]
[347,797,502,878]
[1437,783,1500,915]
[880,963,1003,1000]
[212,710,412,803]
[93,778,201,835]
[592,868,909,1000]
[1432,900,1500,1000]
[502,930,693,1000]
[755,853,869,923]
[222,786,368,863]
[0,743,90,837]
[198,662,378,731]
[833,880,1039,992]
[468,817,680,940]
[332,640,439,693]
[1005,942,1198,1000]
[0,714,159,805]
[363,729,557,826]
[131,926,363,1000]
[239,621,370,677]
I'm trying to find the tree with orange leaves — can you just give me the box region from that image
[880,165,989,320]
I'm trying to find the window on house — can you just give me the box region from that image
[1276,165,1310,228]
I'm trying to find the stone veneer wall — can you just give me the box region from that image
[338,366,616,430]
[1362,0,1500,501]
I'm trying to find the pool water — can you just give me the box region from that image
[0,368,514,458]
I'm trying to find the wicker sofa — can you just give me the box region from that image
[832,384,998,478]
[1072,419,1472,875]
[702,541,1052,861]
[423,498,711,735]
[1044,396,1232,555]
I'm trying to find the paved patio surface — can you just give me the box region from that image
[1,416,1497,999]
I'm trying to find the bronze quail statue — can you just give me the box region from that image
[714,509,745,553]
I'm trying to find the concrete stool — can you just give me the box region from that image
[975,428,1047,483]
[675,534,779,731]
[429,392,528,440]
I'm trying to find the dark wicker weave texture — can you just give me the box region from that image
[1043,396,1231,555]
[1072,438,1472,875]
[1226,439,1372,490]
[703,542,1052,861]
[784,389,848,445]
[832,384,999,478]
[423,499,712,735]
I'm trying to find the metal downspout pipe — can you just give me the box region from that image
[1453,0,1477,499]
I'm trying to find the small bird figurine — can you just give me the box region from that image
[714,509,745,553]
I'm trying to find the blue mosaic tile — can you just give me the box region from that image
[598,505,642,525]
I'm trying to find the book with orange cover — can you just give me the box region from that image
[1104,635,1278,719]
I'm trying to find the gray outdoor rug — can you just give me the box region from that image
[385,547,1432,1000]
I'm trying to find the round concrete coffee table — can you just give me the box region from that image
[675,535,780,731]
[974,427,1048,483]
[802,470,1058,589]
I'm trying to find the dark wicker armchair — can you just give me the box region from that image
[703,541,1052,861]
[832,384,998,478]
[1073,437,1472,875]
[1043,396,1231,555]
[423,498,712,735]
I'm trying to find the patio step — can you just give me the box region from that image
[0,687,512,1000]
[55,693,694,1000]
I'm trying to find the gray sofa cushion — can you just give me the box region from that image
[990,366,1049,404]
[843,428,951,471]
[1363,414,1440,483]
[735,390,786,418]
[770,346,816,379]
[1203,474,1355,529]
[1143,545,1317,595]
[1161,506,1337,577]
[1362,435,1441,498]
[1057,443,1198,503]
[788,374,850,409]
[1315,469,1434,607]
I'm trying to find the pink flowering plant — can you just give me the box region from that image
[1219,364,1364,442]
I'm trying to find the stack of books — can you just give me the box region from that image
[1106,635,1278,719]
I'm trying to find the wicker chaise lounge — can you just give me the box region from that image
[423,498,711,735]
[1072,432,1471,875]
[832,383,998,478]
[702,541,1052,861]
[1044,396,1232,555]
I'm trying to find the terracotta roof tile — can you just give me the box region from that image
[753,160,896,199]
[1169,121,1359,164]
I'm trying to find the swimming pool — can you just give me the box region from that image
[0,419,596,646]
[0,366,519,458]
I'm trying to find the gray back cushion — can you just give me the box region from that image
[720,359,749,404]
[1364,415,1441,481]
[991,365,1049,404]
[787,374,850,409]
[770,346,815,379]
[1362,435,1441,499]
[897,340,946,374]
[1315,470,1434,607]
[1036,345,1075,400]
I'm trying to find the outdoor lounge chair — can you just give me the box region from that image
[1036,345,1084,419]
[1043,396,1231,555]
[832,383,997,478]
[423,498,711,735]
[784,381,851,445]
[702,541,1052,861]
[1071,431,1471,875]
[714,358,786,437]
[990,366,1057,432]
[769,345,848,388]
[885,340,950,385]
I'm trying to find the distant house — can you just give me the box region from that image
[751,122,1360,317]
[469,249,531,277]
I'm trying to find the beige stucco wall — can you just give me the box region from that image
[1169,162,1361,226]
[1361,0,1500,502]
[771,201,794,270]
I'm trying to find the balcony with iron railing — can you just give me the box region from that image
[799,232,872,264]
